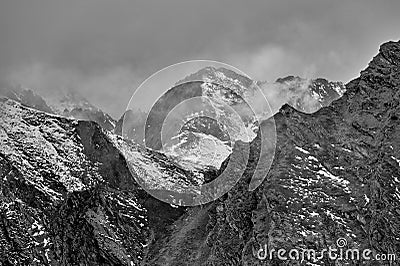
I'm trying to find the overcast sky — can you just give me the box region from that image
[0,0,399,118]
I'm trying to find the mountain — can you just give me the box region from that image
[275,75,346,113]
[177,66,346,114]
[119,79,256,177]
[0,87,116,131]
[118,66,345,175]
[142,41,400,265]
[0,98,200,265]
[0,85,53,114]
[46,90,117,131]
[176,66,256,98]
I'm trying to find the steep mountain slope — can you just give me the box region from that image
[143,41,400,265]
[0,99,192,265]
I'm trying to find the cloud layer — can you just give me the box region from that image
[0,0,399,117]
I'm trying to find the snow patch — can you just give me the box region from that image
[391,156,400,167]
[295,146,310,154]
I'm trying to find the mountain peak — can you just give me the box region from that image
[370,40,400,72]
[278,103,300,115]
[378,40,400,65]
[176,66,254,90]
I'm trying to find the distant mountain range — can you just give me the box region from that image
[0,87,116,131]
[0,68,345,176]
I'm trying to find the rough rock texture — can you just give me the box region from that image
[144,41,400,265]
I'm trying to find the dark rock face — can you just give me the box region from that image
[143,41,400,265]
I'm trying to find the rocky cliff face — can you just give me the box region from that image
[143,41,400,265]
